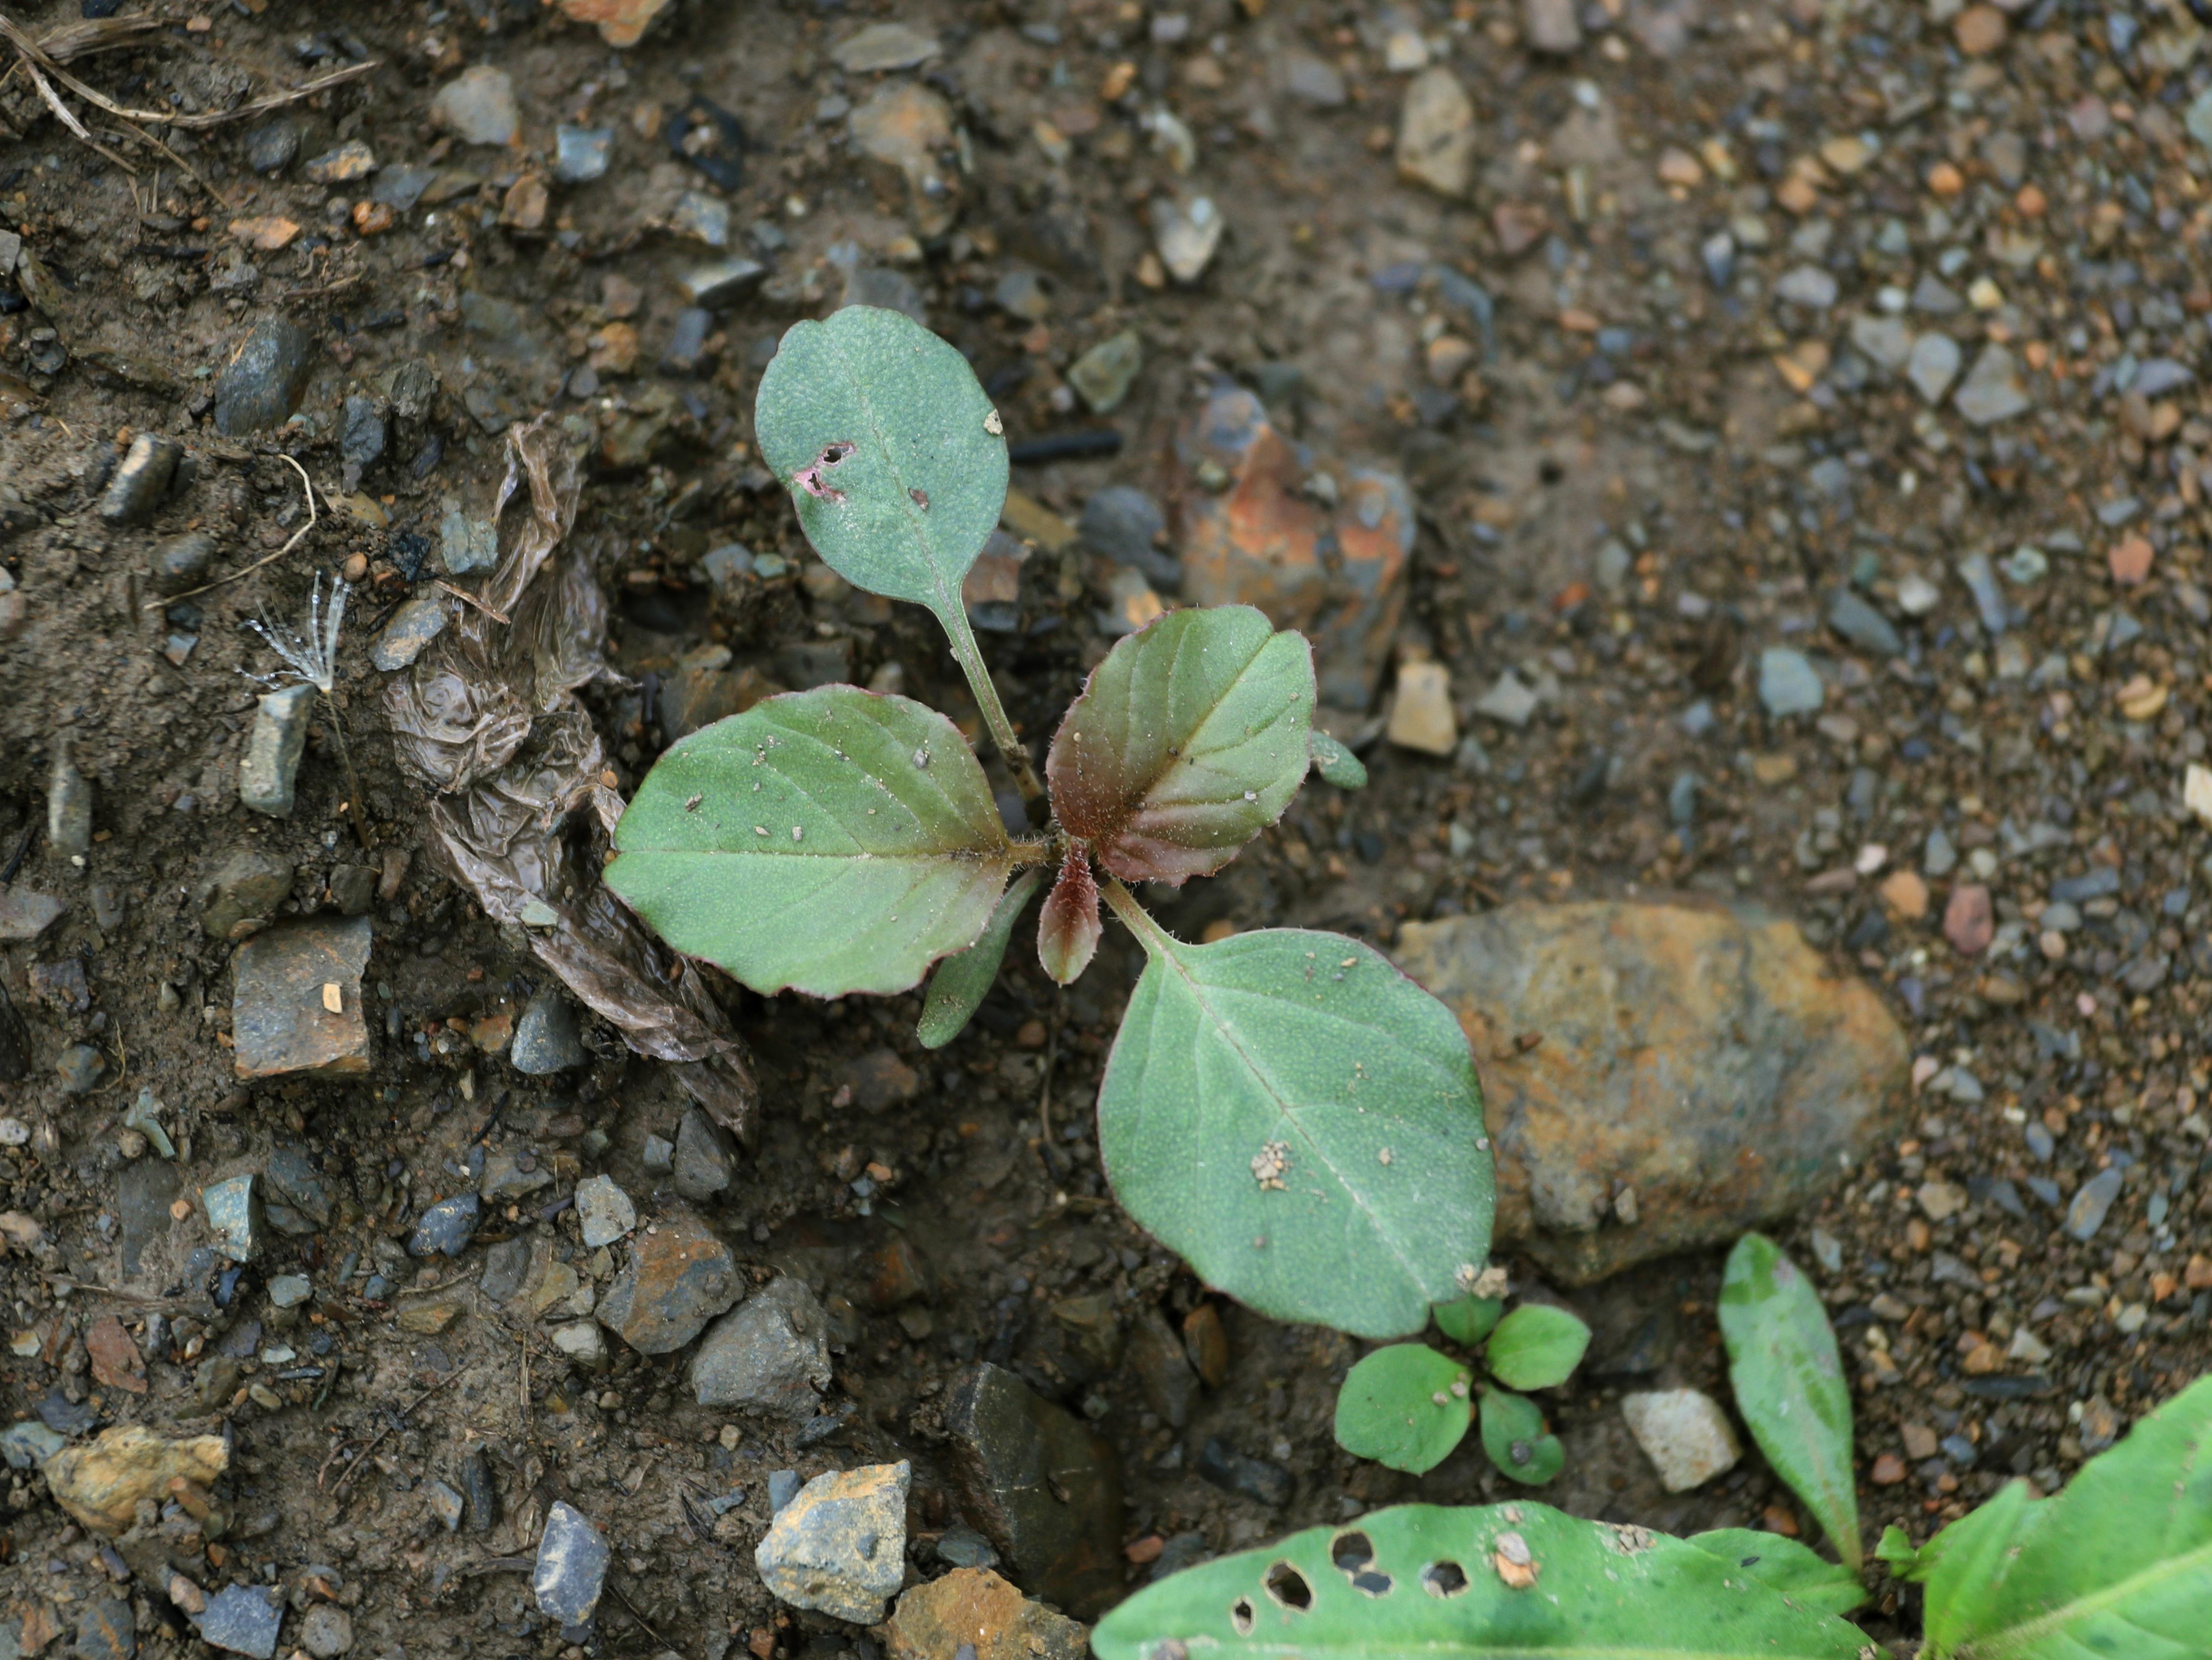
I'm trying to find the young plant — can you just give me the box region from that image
[1097,1274,2212,1660]
[1332,1293,1591,1482]
[605,307,1493,1340]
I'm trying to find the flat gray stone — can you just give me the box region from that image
[1848,314,1914,372]
[1774,266,1838,309]
[47,748,92,858]
[512,990,585,1074]
[831,21,940,70]
[1827,591,1901,659]
[534,1501,609,1627]
[1757,646,1824,717]
[1954,344,2032,426]
[690,1275,832,1414]
[553,125,612,184]
[1908,332,1962,404]
[215,317,314,436]
[373,596,449,671]
[203,1174,263,1262]
[229,915,370,1078]
[197,1584,282,1658]
[1067,330,1143,415]
[1473,670,1539,727]
[576,1176,636,1249]
[239,683,315,818]
[431,66,519,147]
[438,499,498,575]
[0,891,63,942]
[200,849,295,940]
[408,1193,480,1258]
[672,1104,735,1200]
[1622,1388,1740,1491]
[2065,1167,2123,1242]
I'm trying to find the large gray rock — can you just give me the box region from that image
[1392,902,1906,1284]
[533,1500,609,1627]
[239,684,314,818]
[689,1275,831,1415]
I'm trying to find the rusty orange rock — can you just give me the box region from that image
[886,1567,1088,1660]
[86,1315,146,1395]
[1394,901,1907,1284]
[1172,386,1413,708]
[553,0,672,47]
[43,1424,228,1534]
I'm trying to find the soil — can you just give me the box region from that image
[1,0,2209,1656]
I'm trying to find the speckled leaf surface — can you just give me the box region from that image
[1477,1386,1563,1486]
[1687,1532,1867,1618]
[1091,1503,1872,1660]
[608,688,1012,998]
[1049,607,1314,885]
[1334,1344,1473,1475]
[1719,1234,1860,1572]
[753,305,1007,617]
[1096,919,1491,1339]
[1899,1374,2212,1659]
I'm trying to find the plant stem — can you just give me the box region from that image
[323,692,374,855]
[1101,877,1172,956]
[938,598,1044,804]
[1009,836,1059,868]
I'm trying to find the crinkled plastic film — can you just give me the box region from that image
[384,414,756,1135]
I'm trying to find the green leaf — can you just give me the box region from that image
[1911,1374,2212,1659]
[1090,1502,1872,1660]
[1484,1305,1592,1392]
[1096,913,1492,1340]
[1049,607,1315,885]
[1872,1524,1920,1572]
[1477,1386,1563,1486]
[1309,729,1368,790]
[1333,1345,1474,1475]
[1718,1234,1861,1573]
[1687,1531,1867,1617]
[1432,1295,1502,1348]
[753,306,1007,618]
[607,687,1013,998]
[917,871,1040,1049]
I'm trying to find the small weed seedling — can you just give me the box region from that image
[606,307,1494,1339]
[1096,1231,2212,1658]
[1332,1290,1591,1481]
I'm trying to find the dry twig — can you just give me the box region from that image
[323,1365,467,1496]
[147,455,319,606]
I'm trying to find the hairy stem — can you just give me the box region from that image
[1101,877,1171,955]
[938,598,1045,804]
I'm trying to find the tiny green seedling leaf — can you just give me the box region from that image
[1484,1303,1592,1392]
[1332,1344,1473,1475]
[1718,1234,1860,1573]
[607,687,1014,998]
[1477,1386,1563,1485]
[1872,1524,1921,1573]
[1308,729,1368,790]
[917,871,1040,1049]
[753,306,1008,617]
[1093,1503,1873,1660]
[1096,910,1492,1339]
[1037,849,1101,985]
[1432,1294,1502,1347]
[1686,1531,1868,1617]
[1909,1373,2212,1659]
[1050,606,1315,885]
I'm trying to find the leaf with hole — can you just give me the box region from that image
[1687,1531,1867,1617]
[917,871,1040,1049]
[753,305,1008,618]
[1897,1373,2212,1658]
[607,688,1015,999]
[1309,729,1368,790]
[1096,912,1492,1339]
[1484,1304,1592,1392]
[1332,1344,1473,1475]
[1718,1234,1860,1572]
[1477,1385,1563,1486]
[1089,1502,1873,1660]
[1050,607,1315,885]
[1432,1295,1502,1348]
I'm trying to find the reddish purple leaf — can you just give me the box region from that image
[1038,847,1101,984]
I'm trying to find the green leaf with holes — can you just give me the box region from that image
[1719,1234,1860,1573]
[1433,1295,1502,1348]
[1089,1502,1874,1660]
[753,305,1008,619]
[1097,915,1492,1340]
[1687,1531,1868,1617]
[607,687,1014,999]
[1483,1304,1592,1392]
[1477,1386,1563,1486]
[1309,729,1368,790]
[917,871,1040,1049]
[1049,607,1315,886]
[1899,1373,2212,1659]
[1333,1345,1473,1476]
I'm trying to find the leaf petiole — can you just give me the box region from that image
[1100,876,1171,954]
[938,597,1045,805]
